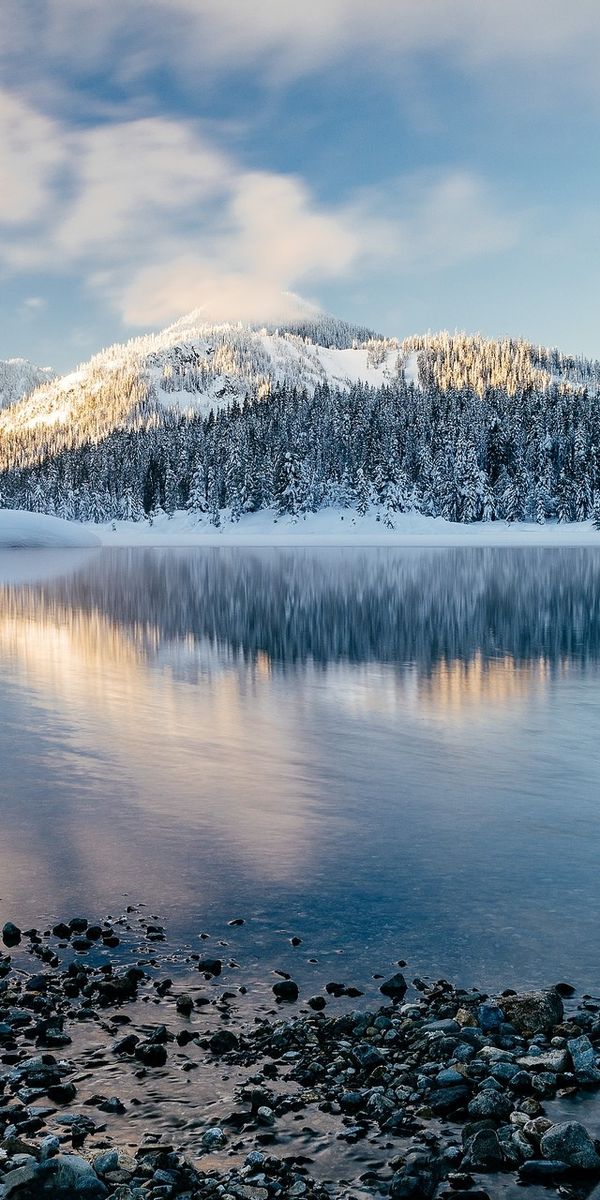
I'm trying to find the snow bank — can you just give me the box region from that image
[0,510,100,549]
[96,507,600,548]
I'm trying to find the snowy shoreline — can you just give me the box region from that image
[2,507,600,551]
[95,507,600,549]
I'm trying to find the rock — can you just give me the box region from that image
[68,917,89,933]
[272,980,298,1002]
[71,936,92,952]
[435,1067,465,1086]
[555,981,576,997]
[517,1048,568,1073]
[379,972,408,1001]
[307,995,326,1010]
[202,1126,227,1150]
[197,958,222,976]
[568,1034,600,1084]
[176,993,194,1016]
[97,1096,126,1114]
[427,1085,470,1113]
[467,1090,512,1121]
[3,1154,108,1198]
[93,1150,119,1177]
[256,1105,276,1125]
[209,1029,239,1054]
[501,990,563,1034]
[39,1136,60,1160]
[477,1002,504,1032]
[390,1152,437,1199]
[52,923,71,939]
[540,1121,600,1170]
[47,1082,77,1104]
[462,1127,504,1171]
[134,1040,167,1067]
[2,922,21,947]
[519,1159,569,1181]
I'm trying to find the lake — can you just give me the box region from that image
[1,544,600,998]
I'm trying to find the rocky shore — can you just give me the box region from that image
[2,913,600,1199]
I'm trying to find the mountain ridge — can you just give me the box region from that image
[1,309,600,528]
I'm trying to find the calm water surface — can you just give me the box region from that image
[1,545,600,995]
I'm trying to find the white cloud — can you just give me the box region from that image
[53,118,230,258]
[0,84,523,328]
[2,1,599,96]
[0,91,66,224]
[350,171,521,273]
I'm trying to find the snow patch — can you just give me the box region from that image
[0,511,101,549]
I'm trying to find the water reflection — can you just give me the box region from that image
[0,546,600,991]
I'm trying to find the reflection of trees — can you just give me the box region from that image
[3,547,600,674]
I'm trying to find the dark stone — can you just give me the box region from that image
[379,972,408,1001]
[47,1082,77,1104]
[555,981,576,997]
[97,1096,126,1114]
[307,996,326,1010]
[519,1159,569,1181]
[540,1121,600,1170]
[2,921,21,947]
[134,1040,168,1067]
[68,918,89,933]
[209,1029,239,1054]
[72,937,93,952]
[462,1127,504,1171]
[112,1033,139,1055]
[52,923,72,939]
[467,1090,512,1121]
[273,979,299,1001]
[197,958,222,976]
[427,1085,470,1113]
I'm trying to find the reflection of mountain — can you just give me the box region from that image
[6,546,600,675]
[2,544,600,978]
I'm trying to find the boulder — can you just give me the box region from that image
[3,1154,108,1198]
[500,990,563,1034]
[462,1126,505,1171]
[540,1121,600,1171]
[568,1035,600,1085]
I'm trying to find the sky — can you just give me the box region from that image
[1,0,600,371]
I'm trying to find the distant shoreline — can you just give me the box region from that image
[2,506,600,552]
[96,508,600,549]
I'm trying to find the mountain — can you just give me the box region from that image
[1,310,600,525]
[0,358,55,411]
[0,313,399,461]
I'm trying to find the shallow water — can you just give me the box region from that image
[2,545,600,996]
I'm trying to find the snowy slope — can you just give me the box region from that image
[1,312,599,461]
[0,510,100,548]
[0,313,402,443]
[0,358,55,410]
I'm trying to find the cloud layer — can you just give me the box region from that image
[0,87,521,328]
[2,1,600,93]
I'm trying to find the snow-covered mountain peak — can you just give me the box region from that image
[0,310,402,448]
[0,358,56,410]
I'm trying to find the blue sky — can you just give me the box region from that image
[1,0,600,371]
